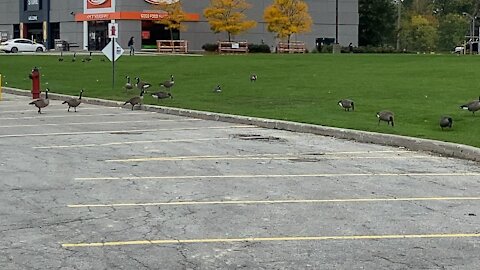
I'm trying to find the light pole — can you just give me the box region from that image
[463,12,476,55]
[396,0,404,51]
[335,0,338,44]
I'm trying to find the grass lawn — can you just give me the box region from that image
[0,53,479,148]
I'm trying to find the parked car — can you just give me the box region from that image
[454,46,465,54]
[0,38,46,53]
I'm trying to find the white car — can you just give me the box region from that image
[454,46,464,54]
[0,38,46,53]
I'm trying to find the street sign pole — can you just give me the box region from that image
[112,37,115,91]
[103,23,124,92]
[107,22,119,91]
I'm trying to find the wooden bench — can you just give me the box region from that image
[218,41,248,53]
[156,40,188,53]
[276,41,306,53]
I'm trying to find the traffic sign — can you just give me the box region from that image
[102,40,124,62]
[108,23,118,38]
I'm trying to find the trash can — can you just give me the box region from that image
[54,40,70,51]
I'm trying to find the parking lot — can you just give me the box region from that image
[1,92,480,269]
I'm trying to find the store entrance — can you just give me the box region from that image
[26,23,43,44]
[141,21,179,49]
[88,21,108,51]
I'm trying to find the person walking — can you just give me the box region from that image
[128,37,135,56]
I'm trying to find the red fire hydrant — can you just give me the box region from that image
[29,67,41,99]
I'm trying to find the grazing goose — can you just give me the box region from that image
[439,116,453,130]
[124,76,134,91]
[71,52,76,62]
[151,91,172,102]
[160,75,175,90]
[62,89,83,112]
[376,110,394,126]
[124,89,145,110]
[29,88,50,114]
[460,96,480,115]
[87,51,93,61]
[58,51,64,62]
[213,84,222,93]
[135,77,152,91]
[338,99,354,111]
[250,74,257,82]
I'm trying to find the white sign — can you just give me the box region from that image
[102,40,124,62]
[108,23,119,39]
[84,0,116,14]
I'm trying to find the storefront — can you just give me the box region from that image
[1,0,359,52]
[74,0,200,51]
[20,0,50,47]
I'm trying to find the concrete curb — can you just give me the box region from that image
[4,87,479,162]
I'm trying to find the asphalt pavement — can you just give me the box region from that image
[1,93,479,269]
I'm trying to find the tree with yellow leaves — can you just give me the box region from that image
[264,0,313,45]
[156,1,187,42]
[203,0,257,41]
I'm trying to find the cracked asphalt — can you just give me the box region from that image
[1,93,480,270]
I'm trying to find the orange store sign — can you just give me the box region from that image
[76,11,199,21]
[144,0,180,4]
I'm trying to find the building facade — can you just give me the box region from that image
[0,0,358,52]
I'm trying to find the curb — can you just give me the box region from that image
[4,87,480,162]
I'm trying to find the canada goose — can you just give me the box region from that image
[439,116,453,130]
[124,76,133,91]
[338,99,354,111]
[124,89,145,110]
[29,88,50,114]
[58,51,64,62]
[250,74,257,82]
[135,77,152,91]
[62,89,83,112]
[160,75,175,90]
[460,96,480,115]
[87,51,92,61]
[213,85,222,93]
[72,52,76,62]
[376,110,394,126]
[151,91,172,102]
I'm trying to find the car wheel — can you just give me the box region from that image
[36,47,43,52]
[11,47,18,53]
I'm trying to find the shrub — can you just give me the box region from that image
[202,43,218,52]
[248,44,271,53]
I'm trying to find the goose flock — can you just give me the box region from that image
[338,96,480,130]
[31,58,480,132]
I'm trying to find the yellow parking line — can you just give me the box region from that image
[105,154,432,163]
[1,119,200,128]
[67,196,480,208]
[34,137,231,149]
[74,172,480,181]
[61,233,480,248]
[0,125,255,138]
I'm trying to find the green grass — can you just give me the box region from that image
[1,53,479,147]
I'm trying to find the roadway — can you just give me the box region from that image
[1,93,479,269]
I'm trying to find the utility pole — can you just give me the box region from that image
[396,0,403,51]
[335,0,339,44]
[463,12,476,55]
